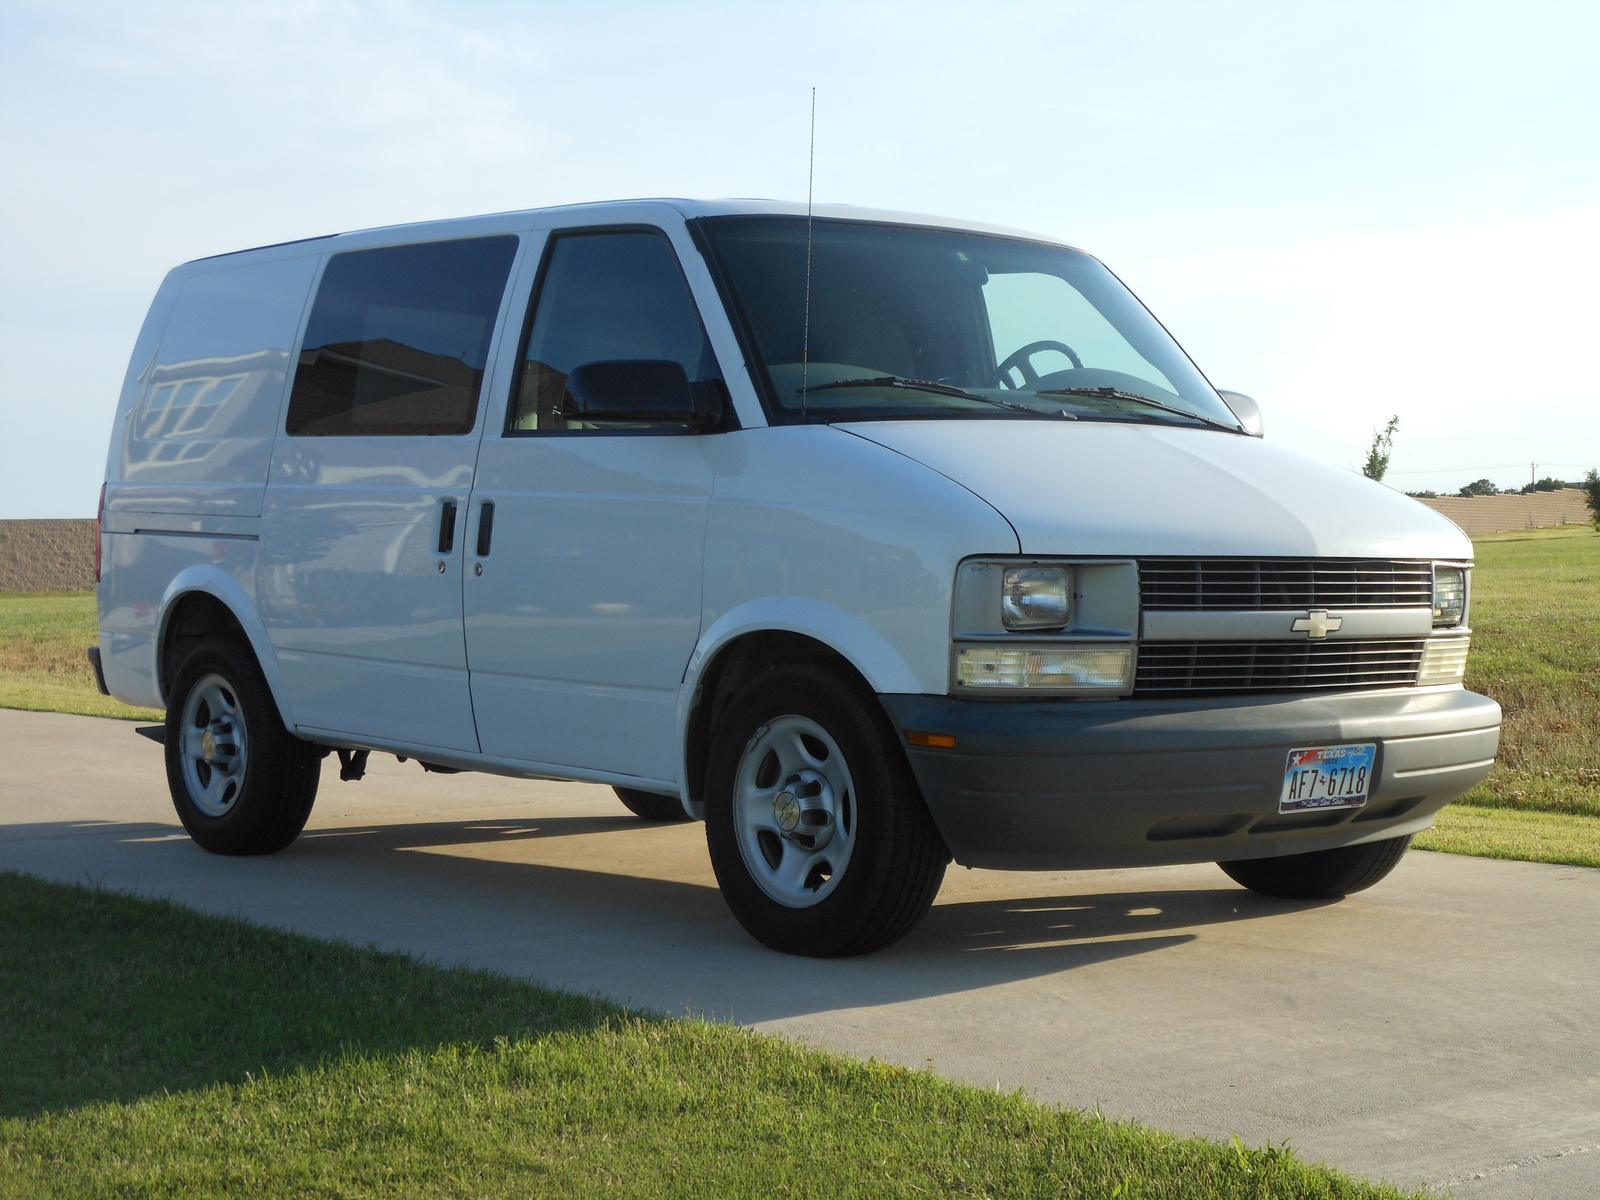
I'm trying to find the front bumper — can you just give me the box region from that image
[880,687,1501,871]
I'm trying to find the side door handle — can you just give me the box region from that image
[437,500,458,554]
[476,501,495,557]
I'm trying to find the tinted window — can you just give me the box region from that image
[287,236,518,436]
[509,230,719,432]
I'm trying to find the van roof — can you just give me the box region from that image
[186,198,1076,264]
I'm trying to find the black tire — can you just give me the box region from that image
[614,786,689,822]
[164,635,320,855]
[703,662,949,957]
[1218,835,1413,900]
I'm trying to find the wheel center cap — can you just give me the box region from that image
[201,730,217,760]
[773,791,801,832]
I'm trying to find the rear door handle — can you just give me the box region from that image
[476,501,495,557]
[437,500,458,553]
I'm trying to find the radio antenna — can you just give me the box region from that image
[801,87,816,421]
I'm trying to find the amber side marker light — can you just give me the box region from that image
[906,731,957,749]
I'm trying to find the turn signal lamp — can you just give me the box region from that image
[1417,637,1469,686]
[956,645,1132,691]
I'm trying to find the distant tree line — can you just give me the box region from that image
[1405,470,1600,518]
[1363,417,1598,524]
[1427,473,1587,499]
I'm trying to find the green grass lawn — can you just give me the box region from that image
[1416,804,1600,869]
[1414,531,1600,870]
[0,872,1417,1200]
[1409,525,1600,867]
[1446,526,1600,820]
[0,591,160,720]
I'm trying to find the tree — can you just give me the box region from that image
[1520,477,1575,494]
[1459,478,1500,497]
[1362,415,1400,481]
[1585,468,1600,531]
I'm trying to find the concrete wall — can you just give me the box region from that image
[0,520,98,592]
[1417,488,1594,536]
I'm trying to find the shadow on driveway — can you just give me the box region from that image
[9,815,1332,1025]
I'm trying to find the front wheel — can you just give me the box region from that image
[703,663,949,957]
[164,635,320,855]
[1218,835,1413,900]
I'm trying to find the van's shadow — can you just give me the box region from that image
[5,813,1340,1119]
[55,811,1335,1024]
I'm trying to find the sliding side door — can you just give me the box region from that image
[260,234,520,751]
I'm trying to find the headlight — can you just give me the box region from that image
[1432,565,1466,627]
[1001,566,1070,630]
[1417,637,1469,685]
[956,644,1132,691]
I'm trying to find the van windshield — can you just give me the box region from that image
[695,216,1239,430]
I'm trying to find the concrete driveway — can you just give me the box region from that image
[3,707,1596,1198]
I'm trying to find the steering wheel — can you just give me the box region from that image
[994,340,1083,388]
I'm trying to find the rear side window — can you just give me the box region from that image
[286,236,518,436]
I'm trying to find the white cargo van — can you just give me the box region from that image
[93,199,1500,955]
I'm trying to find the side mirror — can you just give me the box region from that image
[1217,390,1263,437]
[561,360,722,429]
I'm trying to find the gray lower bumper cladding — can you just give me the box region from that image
[880,688,1501,871]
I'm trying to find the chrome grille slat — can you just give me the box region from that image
[1139,557,1434,611]
[1134,638,1425,698]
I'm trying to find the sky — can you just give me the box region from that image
[2,0,1597,516]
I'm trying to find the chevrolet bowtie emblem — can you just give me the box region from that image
[1292,610,1344,639]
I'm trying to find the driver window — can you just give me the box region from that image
[508,229,721,432]
[983,271,1175,392]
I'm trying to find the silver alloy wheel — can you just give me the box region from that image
[178,672,249,817]
[732,714,857,908]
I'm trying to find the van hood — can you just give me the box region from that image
[838,420,1471,559]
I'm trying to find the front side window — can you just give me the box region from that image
[287,236,518,436]
[695,216,1238,431]
[508,229,721,432]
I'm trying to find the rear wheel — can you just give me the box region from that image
[164,635,320,855]
[704,662,949,957]
[1219,835,1413,900]
[614,786,689,822]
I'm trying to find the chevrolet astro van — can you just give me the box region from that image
[92,199,1501,956]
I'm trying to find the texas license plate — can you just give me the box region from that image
[1279,743,1377,813]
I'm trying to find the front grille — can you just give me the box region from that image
[1139,558,1433,611]
[1134,638,1425,698]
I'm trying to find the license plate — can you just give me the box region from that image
[1279,743,1377,813]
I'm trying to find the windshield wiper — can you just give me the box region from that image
[1035,385,1242,433]
[799,375,1057,417]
